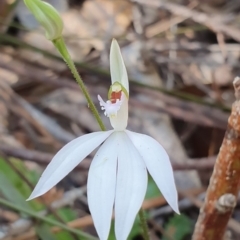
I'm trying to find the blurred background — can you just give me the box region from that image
[0,0,240,239]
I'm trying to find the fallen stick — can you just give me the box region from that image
[192,77,240,239]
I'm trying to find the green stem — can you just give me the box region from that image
[0,197,97,240]
[53,37,106,131]
[139,208,150,240]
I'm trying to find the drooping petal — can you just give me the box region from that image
[114,132,148,240]
[126,130,179,214]
[28,130,113,200]
[110,39,129,94]
[88,132,118,240]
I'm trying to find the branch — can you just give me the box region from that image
[0,144,90,169]
[192,77,240,240]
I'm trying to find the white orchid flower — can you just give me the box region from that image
[28,39,179,240]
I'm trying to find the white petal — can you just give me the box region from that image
[28,131,113,200]
[110,39,129,93]
[88,132,118,240]
[126,130,179,214]
[115,132,148,240]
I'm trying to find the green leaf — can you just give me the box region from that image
[0,158,43,210]
[163,214,192,240]
[55,231,76,240]
[0,158,89,240]
[108,217,141,240]
[129,215,142,239]
[56,208,78,222]
[0,166,59,240]
[0,198,97,240]
[0,172,32,212]
[0,159,57,240]
[0,158,30,196]
[36,224,58,240]
[145,175,161,199]
[49,208,78,240]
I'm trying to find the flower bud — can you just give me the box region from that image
[24,0,63,40]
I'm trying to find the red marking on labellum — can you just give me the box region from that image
[110,91,122,103]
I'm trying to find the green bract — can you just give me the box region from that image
[24,0,63,40]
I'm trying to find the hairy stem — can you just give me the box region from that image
[53,37,106,131]
[139,208,150,240]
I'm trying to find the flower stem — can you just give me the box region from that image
[139,208,150,240]
[53,37,106,131]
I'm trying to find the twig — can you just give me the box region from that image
[16,96,75,143]
[192,77,240,240]
[150,189,205,218]
[132,0,240,43]
[0,80,60,148]
[172,157,216,171]
[0,143,91,169]
[0,144,53,164]
[132,88,229,129]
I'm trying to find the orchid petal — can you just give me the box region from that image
[115,132,147,240]
[88,132,118,240]
[110,39,129,93]
[126,130,179,214]
[28,130,113,200]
